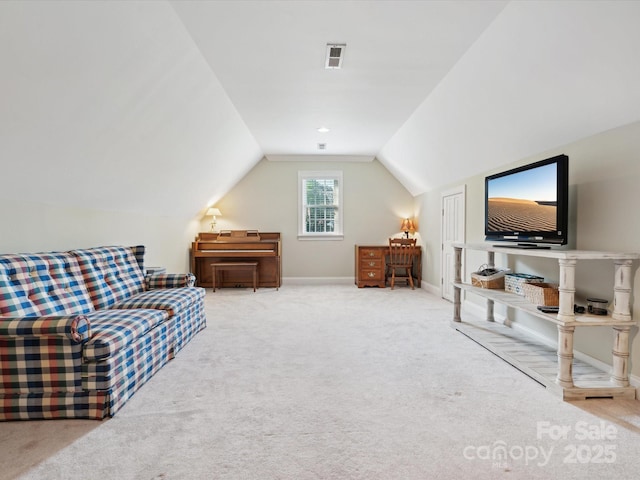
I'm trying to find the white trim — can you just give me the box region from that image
[440,184,466,301]
[266,154,374,163]
[297,235,344,241]
[421,280,441,296]
[283,276,353,285]
[298,170,344,239]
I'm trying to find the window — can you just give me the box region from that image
[298,171,343,240]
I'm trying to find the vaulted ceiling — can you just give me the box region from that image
[2,1,640,218]
[171,0,507,158]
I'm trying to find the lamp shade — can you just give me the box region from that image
[401,218,415,232]
[207,208,222,217]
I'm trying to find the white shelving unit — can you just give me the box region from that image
[452,243,638,400]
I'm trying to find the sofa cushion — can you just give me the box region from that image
[71,246,145,310]
[83,309,168,361]
[0,253,94,317]
[110,287,204,318]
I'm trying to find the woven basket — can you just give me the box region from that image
[471,269,509,289]
[523,282,559,306]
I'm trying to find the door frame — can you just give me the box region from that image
[440,185,466,301]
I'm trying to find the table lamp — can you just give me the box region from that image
[207,208,222,232]
[401,218,415,238]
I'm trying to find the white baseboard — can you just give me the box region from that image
[284,277,442,293]
[421,281,441,296]
[283,276,354,285]
[461,299,640,395]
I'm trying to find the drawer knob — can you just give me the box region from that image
[368,261,375,267]
[368,252,375,257]
[367,272,375,278]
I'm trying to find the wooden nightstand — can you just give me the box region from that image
[355,245,386,288]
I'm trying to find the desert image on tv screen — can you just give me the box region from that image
[487,163,557,233]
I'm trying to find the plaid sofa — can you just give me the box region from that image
[0,245,206,420]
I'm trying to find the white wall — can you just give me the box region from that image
[0,156,416,278]
[418,119,640,378]
[379,1,640,196]
[0,1,262,273]
[0,0,262,220]
[0,200,199,273]
[203,157,416,279]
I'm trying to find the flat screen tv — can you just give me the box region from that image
[484,154,569,248]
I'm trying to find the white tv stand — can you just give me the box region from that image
[452,243,638,400]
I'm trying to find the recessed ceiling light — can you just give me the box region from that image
[317,127,330,133]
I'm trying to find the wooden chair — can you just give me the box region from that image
[386,237,417,290]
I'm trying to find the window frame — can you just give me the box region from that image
[298,170,344,241]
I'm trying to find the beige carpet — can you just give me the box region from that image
[3,285,640,479]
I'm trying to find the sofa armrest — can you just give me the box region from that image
[0,315,91,343]
[145,273,196,290]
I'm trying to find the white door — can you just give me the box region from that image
[441,186,466,301]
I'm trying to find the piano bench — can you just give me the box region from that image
[211,262,259,292]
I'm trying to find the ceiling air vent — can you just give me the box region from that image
[325,43,345,69]
[317,143,327,150]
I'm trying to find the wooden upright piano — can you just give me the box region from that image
[190,231,281,289]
